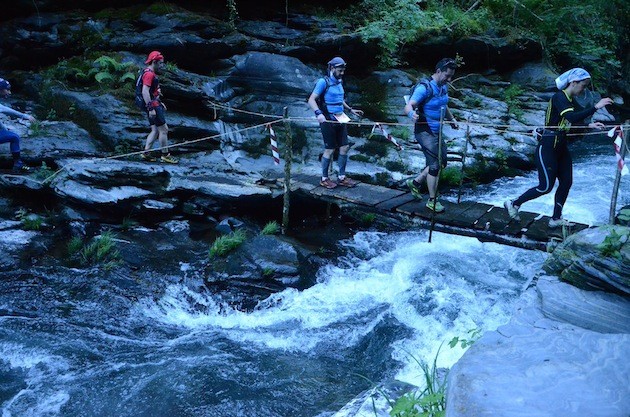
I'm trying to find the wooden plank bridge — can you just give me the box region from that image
[289,174,589,251]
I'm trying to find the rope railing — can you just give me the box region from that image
[206,99,625,136]
[4,97,627,239]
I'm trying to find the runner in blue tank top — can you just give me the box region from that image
[307,57,364,189]
[403,58,459,213]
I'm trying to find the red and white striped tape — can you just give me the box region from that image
[371,123,403,151]
[267,124,280,165]
[608,126,628,176]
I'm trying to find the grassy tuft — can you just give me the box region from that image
[209,229,247,258]
[261,221,280,235]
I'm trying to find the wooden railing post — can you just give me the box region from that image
[429,107,446,243]
[282,107,292,234]
[457,116,471,204]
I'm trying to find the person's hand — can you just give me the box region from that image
[407,110,418,121]
[595,97,613,109]
[316,114,326,124]
[588,122,606,129]
[350,108,363,117]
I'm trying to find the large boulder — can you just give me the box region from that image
[543,226,630,296]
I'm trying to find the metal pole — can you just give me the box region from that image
[457,116,471,204]
[282,107,292,234]
[609,124,628,224]
[429,107,445,243]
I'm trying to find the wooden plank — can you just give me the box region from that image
[375,193,417,211]
[525,216,590,242]
[421,202,493,226]
[313,183,405,207]
[474,206,513,233]
[395,200,428,216]
[501,211,539,236]
[434,201,480,227]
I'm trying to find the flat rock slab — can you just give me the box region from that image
[537,276,630,334]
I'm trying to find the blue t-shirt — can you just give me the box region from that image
[312,75,344,116]
[410,79,449,133]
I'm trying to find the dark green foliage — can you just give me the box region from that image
[67,232,121,270]
[439,166,463,186]
[340,0,627,86]
[356,140,389,158]
[385,160,408,173]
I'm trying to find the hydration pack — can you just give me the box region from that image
[309,76,332,119]
[134,68,152,111]
[406,78,434,133]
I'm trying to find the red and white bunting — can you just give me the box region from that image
[371,123,404,151]
[608,126,628,176]
[267,124,280,165]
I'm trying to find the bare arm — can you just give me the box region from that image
[308,92,326,124]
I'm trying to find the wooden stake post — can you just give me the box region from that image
[429,107,446,243]
[282,107,292,234]
[609,124,628,224]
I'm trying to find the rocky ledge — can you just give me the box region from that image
[446,225,630,417]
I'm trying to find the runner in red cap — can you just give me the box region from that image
[135,51,177,163]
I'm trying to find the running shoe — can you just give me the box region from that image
[503,200,520,221]
[426,199,445,213]
[548,217,574,228]
[160,153,178,164]
[406,179,422,199]
[140,152,156,162]
[320,178,338,189]
[12,160,30,173]
[337,177,358,187]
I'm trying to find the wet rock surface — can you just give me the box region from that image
[446,227,630,417]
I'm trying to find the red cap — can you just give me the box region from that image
[145,51,164,64]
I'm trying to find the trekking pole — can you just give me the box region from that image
[609,123,628,224]
[282,107,292,234]
[457,116,471,204]
[429,107,446,243]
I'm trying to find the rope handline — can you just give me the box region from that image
[31,119,284,185]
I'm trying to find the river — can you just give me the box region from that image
[1,136,627,417]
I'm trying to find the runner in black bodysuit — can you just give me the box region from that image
[504,68,613,228]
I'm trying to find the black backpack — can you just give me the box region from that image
[134,68,152,111]
[312,76,333,119]
[409,78,435,133]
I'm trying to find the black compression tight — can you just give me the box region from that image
[513,134,573,220]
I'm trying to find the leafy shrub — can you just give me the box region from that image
[440,166,463,186]
[597,228,628,260]
[503,84,525,120]
[16,209,43,231]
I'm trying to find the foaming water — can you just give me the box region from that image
[455,143,629,225]
[141,230,545,388]
[1,139,620,416]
